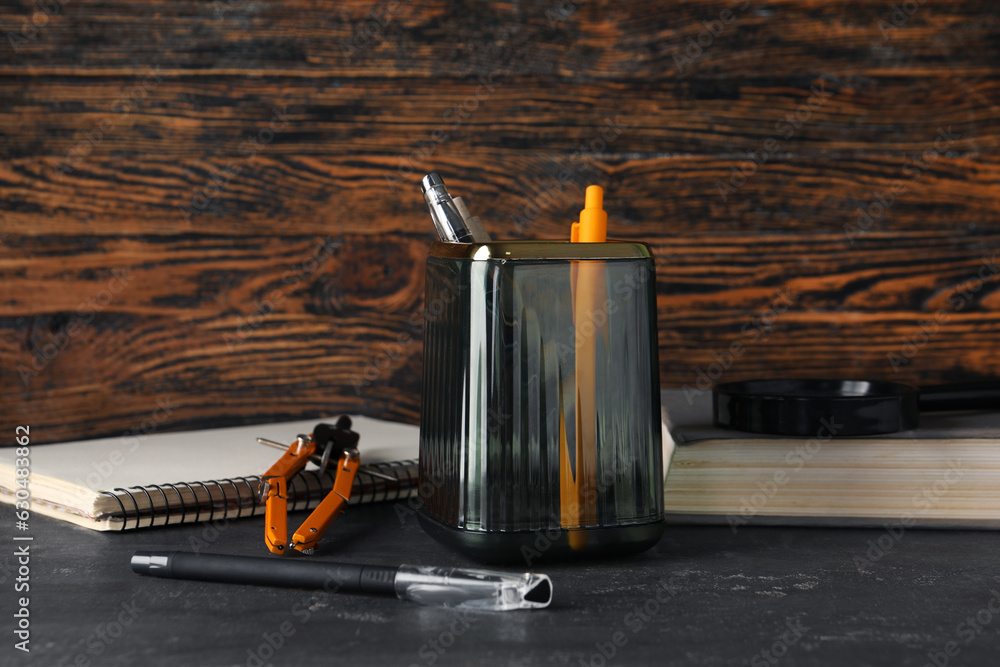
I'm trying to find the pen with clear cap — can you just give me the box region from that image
[132,550,552,611]
[421,173,491,243]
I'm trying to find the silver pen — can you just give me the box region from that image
[421,173,491,243]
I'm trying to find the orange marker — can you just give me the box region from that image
[563,185,608,549]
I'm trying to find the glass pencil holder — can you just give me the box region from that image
[418,240,664,563]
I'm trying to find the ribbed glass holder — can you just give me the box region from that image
[418,241,664,562]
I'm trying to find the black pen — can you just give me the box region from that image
[131,551,551,611]
[421,173,491,243]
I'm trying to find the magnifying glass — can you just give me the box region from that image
[713,379,1000,437]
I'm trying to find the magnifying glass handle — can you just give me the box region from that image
[919,381,1000,412]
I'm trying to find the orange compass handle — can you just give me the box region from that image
[264,477,290,554]
[262,437,315,555]
[291,450,360,552]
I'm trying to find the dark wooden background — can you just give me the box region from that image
[2,1,998,444]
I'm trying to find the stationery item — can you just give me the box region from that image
[453,196,486,238]
[565,185,610,548]
[131,551,553,611]
[574,185,608,243]
[418,240,664,562]
[0,416,419,531]
[662,388,1000,528]
[420,172,491,243]
[259,417,362,555]
[714,378,1000,436]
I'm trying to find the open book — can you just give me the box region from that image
[662,389,1000,529]
[0,416,419,531]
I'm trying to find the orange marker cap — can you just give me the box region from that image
[576,185,607,243]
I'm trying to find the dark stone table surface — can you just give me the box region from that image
[5,504,999,666]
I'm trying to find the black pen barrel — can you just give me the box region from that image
[132,551,398,596]
[133,550,553,610]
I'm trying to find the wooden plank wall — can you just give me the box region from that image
[1,1,999,444]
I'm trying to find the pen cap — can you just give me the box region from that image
[577,186,608,243]
[418,241,664,563]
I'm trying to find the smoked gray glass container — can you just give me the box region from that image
[419,241,664,562]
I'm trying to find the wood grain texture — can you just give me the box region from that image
[1,0,999,443]
[2,76,999,160]
[2,153,998,236]
[1,0,998,76]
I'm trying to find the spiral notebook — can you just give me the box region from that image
[0,416,419,532]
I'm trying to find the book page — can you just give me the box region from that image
[0,416,419,497]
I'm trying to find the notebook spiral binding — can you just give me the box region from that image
[99,459,419,531]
